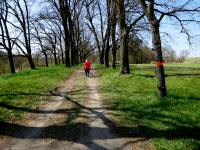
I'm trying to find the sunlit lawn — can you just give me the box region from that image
[96,64,200,150]
[0,65,77,121]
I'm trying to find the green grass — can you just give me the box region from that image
[186,57,200,64]
[132,63,200,68]
[0,65,78,122]
[96,64,200,150]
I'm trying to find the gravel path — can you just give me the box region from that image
[0,68,154,150]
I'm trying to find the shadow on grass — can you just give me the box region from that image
[135,66,200,70]
[0,88,87,97]
[0,102,78,114]
[167,94,200,100]
[0,92,51,97]
[133,73,200,78]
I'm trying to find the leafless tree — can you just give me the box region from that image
[0,0,15,73]
[84,0,104,64]
[139,0,200,97]
[8,0,36,69]
[117,0,144,74]
[31,20,49,67]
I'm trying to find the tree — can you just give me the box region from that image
[128,37,154,64]
[39,21,58,65]
[8,0,36,69]
[117,0,144,74]
[104,0,111,67]
[31,20,49,67]
[56,0,71,66]
[0,0,15,73]
[110,0,117,69]
[177,50,189,63]
[162,46,176,63]
[139,0,200,97]
[48,0,83,66]
[139,0,167,96]
[117,0,130,74]
[85,0,104,64]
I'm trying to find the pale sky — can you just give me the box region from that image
[160,20,200,57]
[158,0,200,57]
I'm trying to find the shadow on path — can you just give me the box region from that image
[0,90,200,149]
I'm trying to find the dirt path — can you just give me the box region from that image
[0,68,154,150]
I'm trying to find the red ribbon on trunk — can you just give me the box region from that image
[155,61,165,67]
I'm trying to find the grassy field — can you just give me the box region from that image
[96,64,200,150]
[0,65,77,122]
[186,57,200,64]
[132,63,200,68]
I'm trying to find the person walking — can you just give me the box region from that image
[83,59,91,77]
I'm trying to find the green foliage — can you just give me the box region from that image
[124,37,155,64]
[96,64,200,150]
[0,65,76,121]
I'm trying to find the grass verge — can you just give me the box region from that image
[96,64,200,150]
[0,65,78,122]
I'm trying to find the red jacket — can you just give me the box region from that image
[84,61,91,70]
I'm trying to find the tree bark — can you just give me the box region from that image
[44,53,48,67]
[104,29,110,67]
[111,0,117,69]
[59,0,71,67]
[151,23,167,97]
[105,0,111,67]
[139,0,167,97]
[7,50,15,73]
[54,53,58,65]
[117,0,130,74]
[27,55,36,69]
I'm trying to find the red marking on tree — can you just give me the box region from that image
[155,61,165,67]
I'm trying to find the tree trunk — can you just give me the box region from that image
[59,36,64,64]
[100,51,104,64]
[105,0,111,67]
[61,50,64,64]
[0,7,15,73]
[111,0,117,69]
[28,55,36,69]
[117,0,130,74]
[112,48,117,69]
[120,29,130,74]
[104,34,110,67]
[53,52,58,65]
[63,23,71,67]
[59,0,71,67]
[97,1,105,65]
[65,47,70,67]
[152,24,167,97]
[44,53,48,67]
[7,51,15,73]
[58,55,61,64]
[138,0,167,97]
